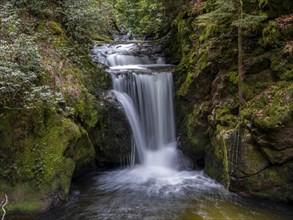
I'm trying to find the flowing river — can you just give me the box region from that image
[18,40,293,220]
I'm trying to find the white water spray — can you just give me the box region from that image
[112,72,180,169]
[92,41,220,191]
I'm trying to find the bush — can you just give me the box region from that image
[58,0,116,44]
[0,2,62,109]
[115,0,175,36]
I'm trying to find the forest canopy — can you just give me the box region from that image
[7,0,185,39]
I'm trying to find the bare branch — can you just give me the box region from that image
[1,194,8,220]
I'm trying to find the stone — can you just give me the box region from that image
[91,91,132,167]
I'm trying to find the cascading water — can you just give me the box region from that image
[38,40,293,220]
[95,42,186,171]
[92,41,223,190]
[112,73,178,168]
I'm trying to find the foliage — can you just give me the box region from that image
[9,0,47,13]
[115,0,163,35]
[257,0,293,18]
[259,21,281,48]
[241,83,293,128]
[194,0,267,50]
[197,0,267,35]
[197,0,267,111]
[8,0,185,41]
[0,3,62,110]
[115,0,184,36]
[58,0,116,44]
[259,0,269,9]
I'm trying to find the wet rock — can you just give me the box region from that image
[252,122,293,164]
[91,91,132,167]
[92,42,166,68]
[204,124,293,201]
[232,160,293,201]
[246,58,271,75]
[261,147,293,164]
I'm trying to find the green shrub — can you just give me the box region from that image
[0,2,62,109]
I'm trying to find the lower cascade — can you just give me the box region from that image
[112,72,179,168]
[40,41,292,220]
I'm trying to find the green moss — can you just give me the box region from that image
[229,71,238,85]
[177,51,210,97]
[213,104,238,128]
[259,21,281,48]
[186,105,202,145]
[221,134,230,189]
[66,128,95,177]
[18,112,80,189]
[242,82,293,129]
[245,161,293,201]
[7,201,43,213]
[0,181,47,214]
[0,104,94,212]
[47,21,63,35]
[205,128,232,189]
[199,25,216,42]
[59,158,75,196]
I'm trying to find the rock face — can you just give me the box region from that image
[171,0,293,201]
[91,91,132,168]
[206,126,293,201]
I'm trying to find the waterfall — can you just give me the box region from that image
[93,41,182,170]
[112,73,178,169]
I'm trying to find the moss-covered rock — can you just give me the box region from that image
[232,160,293,201]
[0,0,111,214]
[0,106,96,213]
[171,0,293,202]
[64,127,96,178]
[242,82,292,129]
[205,128,231,188]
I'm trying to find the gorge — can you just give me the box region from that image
[0,0,292,219]
[36,39,292,220]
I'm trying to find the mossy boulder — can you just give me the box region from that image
[242,83,292,129]
[204,128,231,188]
[178,102,211,167]
[0,106,96,213]
[232,160,293,201]
[204,125,293,202]
[64,128,96,178]
[251,121,293,164]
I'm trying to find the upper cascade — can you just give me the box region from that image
[92,41,175,72]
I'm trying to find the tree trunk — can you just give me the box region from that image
[238,0,244,114]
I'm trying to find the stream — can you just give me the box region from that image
[15,40,293,220]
